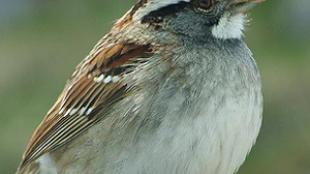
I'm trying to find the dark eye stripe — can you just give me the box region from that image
[198,0,214,9]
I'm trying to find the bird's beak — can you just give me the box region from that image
[227,0,265,14]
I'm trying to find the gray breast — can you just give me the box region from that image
[110,38,263,174]
[43,38,263,174]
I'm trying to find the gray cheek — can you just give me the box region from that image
[164,10,214,38]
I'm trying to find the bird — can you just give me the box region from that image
[16,0,264,173]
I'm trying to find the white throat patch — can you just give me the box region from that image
[212,14,245,39]
[133,0,190,21]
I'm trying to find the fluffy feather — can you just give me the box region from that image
[212,13,246,39]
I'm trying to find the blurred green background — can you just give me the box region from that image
[0,0,309,173]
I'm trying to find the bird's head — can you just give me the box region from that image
[119,0,264,40]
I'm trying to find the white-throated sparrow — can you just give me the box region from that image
[17,0,264,173]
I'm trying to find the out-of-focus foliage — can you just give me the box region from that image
[0,0,309,173]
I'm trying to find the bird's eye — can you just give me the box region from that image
[197,0,214,10]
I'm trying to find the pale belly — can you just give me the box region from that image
[37,46,263,174]
[37,80,262,174]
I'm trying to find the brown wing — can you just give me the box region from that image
[20,41,153,168]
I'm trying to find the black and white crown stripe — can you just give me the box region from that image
[133,0,191,21]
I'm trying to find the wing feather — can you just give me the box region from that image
[19,42,153,168]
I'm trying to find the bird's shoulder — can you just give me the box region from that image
[18,34,154,169]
